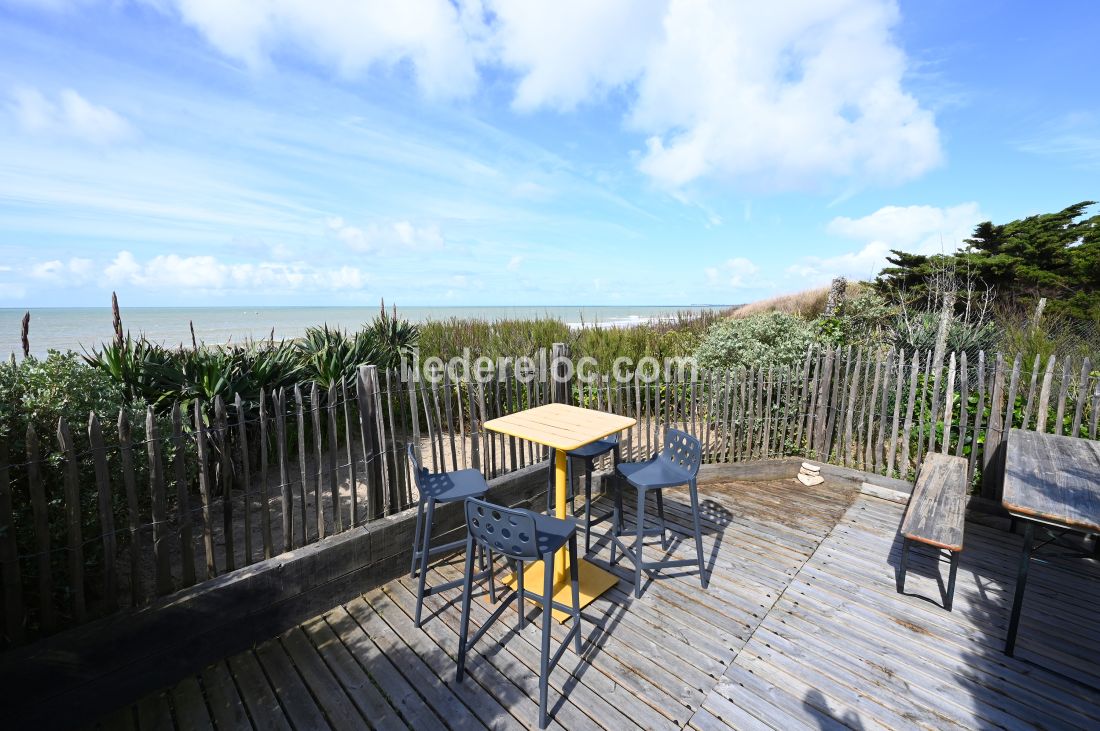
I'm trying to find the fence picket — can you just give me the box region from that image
[214,397,234,572]
[170,404,196,586]
[899,351,919,478]
[272,389,291,553]
[234,395,252,566]
[1035,355,1057,432]
[0,436,24,643]
[955,352,970,458]
[26,425,55,629]
[88,414,118,610]
[967,352,987,483]
[1053,358,1071,435]
[941,353,957,456]
[118,412,147,596]
[887,350,904,475]
[258,389,273,559]
[142,411,171,596]
[326,383,341,533]
[310,383,325,542]
[1071,358,1091,437]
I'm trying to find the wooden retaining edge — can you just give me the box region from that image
[0,463,549,728]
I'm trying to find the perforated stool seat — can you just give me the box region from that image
[610,429,708,598]
[408,445,494,627]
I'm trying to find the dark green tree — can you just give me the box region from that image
[875,201,1100,321]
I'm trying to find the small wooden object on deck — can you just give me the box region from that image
[897,452,967,610]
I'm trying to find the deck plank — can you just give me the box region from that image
[93,477,1100,731]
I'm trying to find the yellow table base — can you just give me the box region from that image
[500,557,619,622]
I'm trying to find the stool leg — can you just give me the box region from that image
[897,537,911,593]
[410,499,425,578]
[689,479,706,589]
[610,480,621,566]
[455,534,476,683]
[583,461,593,555]
[655,490,668,550]
[539,549,555,729]
[569,534,582,654]
[945,550,960,611]
[414,498,435,627]
[516,559,526,631]
[547,449,555,513]
[567,457,575,515]
[634,488,646,598]
[486,548,497,604]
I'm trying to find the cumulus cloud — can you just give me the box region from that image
[705,256,761,288]
[30,257,94,283]
[104,250,367,291]
[789,202,983,283]
[10,87,133,144]
[327,217,444,253]
[162,0,481,98]
[147,0,938,191]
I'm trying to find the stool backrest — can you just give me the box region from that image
[660,429,702,478]
[465,497,542,561]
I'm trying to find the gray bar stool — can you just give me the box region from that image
[456,497,582,729]
[547,436,620,554]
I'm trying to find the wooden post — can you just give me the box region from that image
[214,397,234,573]
[26,425,54,630]
[57,418,86,622]
[272,389,292,552]
[234,395,253,566]
[981,353,1006,499]
[0,435,25,643]
[170,404,196,587]
[326,383,341,533]
[144,409,172,596]
[551,342,570,405]
[357,366,385,519]
[117,412,145,600]
[310,383,325,542]
[1071,358,1091,437]
[941,352,957,456]
[193,401,217,579]
[257,389,273,559]
[294,385,312,544]
[343,378,360,526]
[87,414,118,611]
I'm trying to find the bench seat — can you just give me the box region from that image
[897,452,968,610]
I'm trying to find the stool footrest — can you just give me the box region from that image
[422,568,493,598]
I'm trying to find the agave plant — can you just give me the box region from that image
[83,334,179,407]
[369,305,419,368]
[297,325,381,390]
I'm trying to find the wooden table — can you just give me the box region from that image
[1001,428,1100,655]
[484,403,636,619]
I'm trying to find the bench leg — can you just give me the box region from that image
[897,537,911,594]
[945,550,960,611]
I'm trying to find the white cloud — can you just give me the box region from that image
[136,1,938,191]
[488,0,940,189]
[327,217,444,253]
[705,256,761,288]
[30,257,94,284]
[103,250,368,292]
[506,255,523,271]
[10,87,133,144]
[163,0,481,98]
[789,202,983,283]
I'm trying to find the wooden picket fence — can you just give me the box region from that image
[1,346,1098,647]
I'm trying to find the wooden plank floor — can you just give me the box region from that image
[93,477,1100,730]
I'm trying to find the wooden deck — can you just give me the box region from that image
[91,477,1100,730]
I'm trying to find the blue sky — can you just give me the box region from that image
[0,0,1096,308]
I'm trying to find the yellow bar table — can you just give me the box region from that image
[484,403,635,620]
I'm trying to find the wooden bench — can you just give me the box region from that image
[897,452,968,610]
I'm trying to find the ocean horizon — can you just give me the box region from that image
[0,305,733,358]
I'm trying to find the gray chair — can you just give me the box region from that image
[408,445,494,627]
[547,436,620,554]
[456,497,582,729]
[610,429,707,598]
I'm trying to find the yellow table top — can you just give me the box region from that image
[483,403,636,451]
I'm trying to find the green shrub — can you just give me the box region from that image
[889,311,1001,355]
[694,312,818,371]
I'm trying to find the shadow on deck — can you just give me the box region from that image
[93,477,1100,730]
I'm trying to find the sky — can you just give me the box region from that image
[0,0,1097,308]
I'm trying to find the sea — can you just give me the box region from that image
[0,305,732,358]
